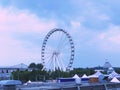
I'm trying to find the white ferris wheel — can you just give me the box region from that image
[41,28,75,72]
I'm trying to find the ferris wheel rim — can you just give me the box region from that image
[41,28,75,71]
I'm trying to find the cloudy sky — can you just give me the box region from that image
[0,0,120,68]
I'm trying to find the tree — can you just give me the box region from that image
[28,63,43,70]
[28,63,36,69]
[36,63,43,70]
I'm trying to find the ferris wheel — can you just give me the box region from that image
[41,28,75,72]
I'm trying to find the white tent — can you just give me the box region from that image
[72,74,81,84]
[27,80,31,83]
[72,74,80,78]
[81,74,88,78]
[24,80,31,85]
[110,77,120,83]
[109,71,120,78]
[81,74,89,82]
[89,71,103,78]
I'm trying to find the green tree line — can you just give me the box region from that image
[12,63,96,83]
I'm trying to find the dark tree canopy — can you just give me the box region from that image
[28,63,36,68]
[28,63,43,70]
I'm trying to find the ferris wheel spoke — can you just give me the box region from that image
[44,56,53,69]
[45,46,54,52]
[57,34,73,51]
[55,55,62,70]
[57,56,66,71]
[57,33,68,50]
[57,41,68,52]
[60,44,74,55]
[43,54,52,61]
[56,32,66,49]
[59,45,71,53]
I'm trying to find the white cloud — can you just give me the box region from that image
[69,21,120,53]
[71,0,110,22]
[70,21,81,29]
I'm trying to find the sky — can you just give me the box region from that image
[0,0,120,68]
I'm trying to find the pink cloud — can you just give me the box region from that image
[0,7,56,33]
[0,6,57,66]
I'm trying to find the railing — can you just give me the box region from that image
[16,82,120,90]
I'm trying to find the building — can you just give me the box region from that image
[103,61,112,69]
[103,61,115,74]
[0,63,28,80]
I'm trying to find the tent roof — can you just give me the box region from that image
[10,63,28,69]
[110,77,120,83]
[109,71,120,78]
[81,74,88,78]
[27,80,31,83]
[109,71,119,75]
[72,74,80,78]
[89,71,103,78]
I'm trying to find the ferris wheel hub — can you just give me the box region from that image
[53,51,60,56]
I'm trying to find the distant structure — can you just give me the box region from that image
[103,61,112,69]
[103,60,114,74]
[0,63,28,80]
